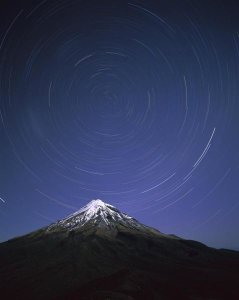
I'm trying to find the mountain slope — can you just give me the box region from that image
[0,200,239,300]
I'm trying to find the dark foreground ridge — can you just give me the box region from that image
[1,199,239,299]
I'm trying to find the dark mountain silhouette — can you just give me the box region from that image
[1,199,239,299]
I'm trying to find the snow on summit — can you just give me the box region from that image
[62,199,126,225]
[75,199,115,216]
[46,199,155,234]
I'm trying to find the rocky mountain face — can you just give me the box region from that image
[1,200,239,300]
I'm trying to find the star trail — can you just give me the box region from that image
[0,0,239,249]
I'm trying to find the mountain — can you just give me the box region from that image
[47,199,163,236]
[1,199,239,300]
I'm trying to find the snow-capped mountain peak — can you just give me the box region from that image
[62,199,129,225]
[47,199,148,232]
[74,199,115,217]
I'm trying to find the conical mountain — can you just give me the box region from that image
[46,199,163,237]
[1,200,239,300]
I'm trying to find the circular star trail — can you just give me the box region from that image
[0,0,239,249]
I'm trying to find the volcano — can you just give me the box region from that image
[1,199,239,299]
[47,199,163,236]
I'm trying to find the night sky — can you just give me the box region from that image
[1,0,239,250]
